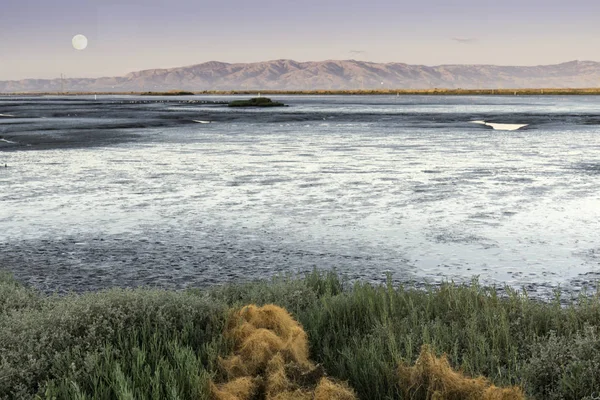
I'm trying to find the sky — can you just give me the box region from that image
[1,0,599,80]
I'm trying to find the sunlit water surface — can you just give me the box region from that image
[1,95,599,296]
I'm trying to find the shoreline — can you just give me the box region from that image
[3,87,600,96]
[1,256,596,305]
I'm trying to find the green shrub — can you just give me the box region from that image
[203,269,344,314]
[0,287,228,399]
[0,272,41,315]
[39,338,215,400]
[523,325,600,400]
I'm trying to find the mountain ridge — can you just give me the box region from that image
[2,59,600,92]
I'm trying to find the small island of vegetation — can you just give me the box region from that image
[228,97,286,107]
[141,90,195,96]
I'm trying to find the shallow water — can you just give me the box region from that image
[1,95,599,296]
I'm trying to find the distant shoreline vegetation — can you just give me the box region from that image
[4,88,600,96]
[140,90,195,96]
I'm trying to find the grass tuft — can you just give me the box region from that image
[397,344,524,399]
[213,304,357,400]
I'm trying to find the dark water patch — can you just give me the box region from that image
[493,176,535,183]
[413,193,453,203]
[259,178,291,185]
[0,230,415,294]
[0,138,20,148]
[107,159,144,163]
[523,185,553,196]
[324,146,359,152]
[226,175,291,186]
[468,212,498,220]
[413,185,431,193]
[0,129,143,151]
[580,117,600,125]
[462,168,495,177]
[572,247,600,262]
[430,231,488,244]
[3,98,600,155]
[570,162,600,175]
[147,173,176,180]
[430,176,456,183]
[297,182,326,188]
[267,160,299,165]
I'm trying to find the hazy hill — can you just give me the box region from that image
[1,60,600,92]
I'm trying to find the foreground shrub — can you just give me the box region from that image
[0,271,41,314]
[41,338,214,399]
[523,325,600,400]
[0,288,228,399]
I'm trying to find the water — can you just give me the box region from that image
[1,95,599,296]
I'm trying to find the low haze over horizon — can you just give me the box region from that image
[1,0,599,80]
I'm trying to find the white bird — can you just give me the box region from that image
[471,120,528,131]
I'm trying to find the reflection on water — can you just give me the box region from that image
[1,95,599,296]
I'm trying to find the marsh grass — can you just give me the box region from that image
[0,279,229,399]
[2,270,600,399]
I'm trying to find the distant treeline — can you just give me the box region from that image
[3,88,600,96]
[140,91,195,96]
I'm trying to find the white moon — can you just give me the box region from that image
[72,34,88,50]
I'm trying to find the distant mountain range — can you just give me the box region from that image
[2,60,600,92]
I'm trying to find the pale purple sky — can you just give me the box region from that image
[1,0,599,80]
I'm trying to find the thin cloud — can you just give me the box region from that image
[349,50,367,54]
[452,37,477,44]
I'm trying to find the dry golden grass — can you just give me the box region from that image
[211,377,259,400]
[397,345,525,400]
[212,304,357,400]
[213,305,525,400]
[314,377,357,400]
[265,354,292,396]
[220,304,312,378]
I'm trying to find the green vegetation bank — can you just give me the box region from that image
[1,269,600,399]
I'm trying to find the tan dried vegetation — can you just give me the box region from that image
[398,345,525,400]
[212,304,526,400]
[211,304,357,400]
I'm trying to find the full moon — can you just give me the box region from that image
[72,34,88,50]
